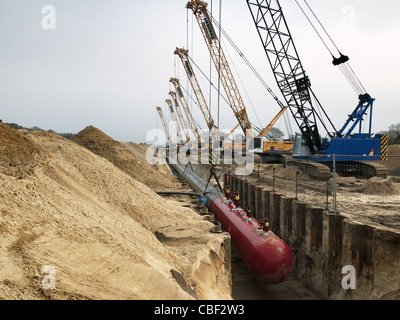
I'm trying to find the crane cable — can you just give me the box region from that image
[222,36,263,129]
[295,0,334,57]
[209,11,293,139]
[295,0,367,96]
[188,54,262,137]
[180,74,227,131]
[209,14,285,108]
[217,0,222,131]
[187,56,231,115]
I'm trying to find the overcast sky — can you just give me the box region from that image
[0,1,399,143]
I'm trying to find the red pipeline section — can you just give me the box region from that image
[171,162,293,285]
[210,195,294,285]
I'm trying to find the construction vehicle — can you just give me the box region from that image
[247,0,388,179]
[156,106,172,146]
[174,47,251,157]
[174,47,222,153]
[254,105,293,158]
[186,0,294,160]
[165,99,185,146]
[168,91,191,145]
[170,78,202,146]
[175,46,292,159]
[174,48,218,135]
[187,0,253,138]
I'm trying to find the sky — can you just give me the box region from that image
[0,0,399,143]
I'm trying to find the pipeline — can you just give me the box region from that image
[156,191,202,197]
[156,191,207,206]
[171,162,294,285]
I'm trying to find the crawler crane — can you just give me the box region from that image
[247,0,388,179]
[170,78,202,146]
[187,0,293,159]
[169,91,191,144]
[156,106,172,145]
[165,99,185,146]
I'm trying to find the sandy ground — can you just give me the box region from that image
[0,124,231,300]
[242,147,400,230]
[71,126,178,191]
[230,249,319,300]
[2,121,398,300]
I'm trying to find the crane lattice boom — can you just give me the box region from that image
[175,48,216,132]
[247,0,327,153]
[169,91,191,143]
[165,99,184,145]
[170,78,202,144]
[187,0,253,137]
[156,106,172,144]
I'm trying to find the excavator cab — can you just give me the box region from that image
[292,133,312,158]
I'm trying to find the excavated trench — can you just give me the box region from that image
[168,164,318,300]
[221,164,400,300]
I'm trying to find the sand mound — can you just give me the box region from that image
[358,177,400,195]
[392,167,400,176]
[0,126,230,300]
[0,124,44,169]
[71,126,178,191]
[123,142,173,176]
[384,145,400,172]
[258,163,310,180]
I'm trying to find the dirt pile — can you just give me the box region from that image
[385,145,400,173]
[124,142,173,176]
[0,124,45,179]
[0,125,231,300]
[258,163,310,180]
[0,124,43,166]
[71,126,178,191]
[358,177,400,195]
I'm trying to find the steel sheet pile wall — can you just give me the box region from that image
[226,173,400,300]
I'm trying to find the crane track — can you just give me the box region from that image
[288,159,331,181]
[287,159,388,180]
[347,161,388,179]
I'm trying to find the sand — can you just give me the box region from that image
[385,144,400,173]
[71,126,179,191]
[357,177,400,195]
[0,124,231,300]
[244,157,400,229]
[255,163,310,181]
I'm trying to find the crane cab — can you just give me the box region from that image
[247,137,263,154]
[293,134,313,158]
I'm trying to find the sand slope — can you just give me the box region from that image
[385,144,400,173]
[71,126,178,191]
[0,124,230,300]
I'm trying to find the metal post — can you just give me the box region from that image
[332,154,337,214]
[285,157,288,197]
[326,177,329,211]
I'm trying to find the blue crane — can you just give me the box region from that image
[246,0,388,179]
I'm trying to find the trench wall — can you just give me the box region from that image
[222,173,400,300]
